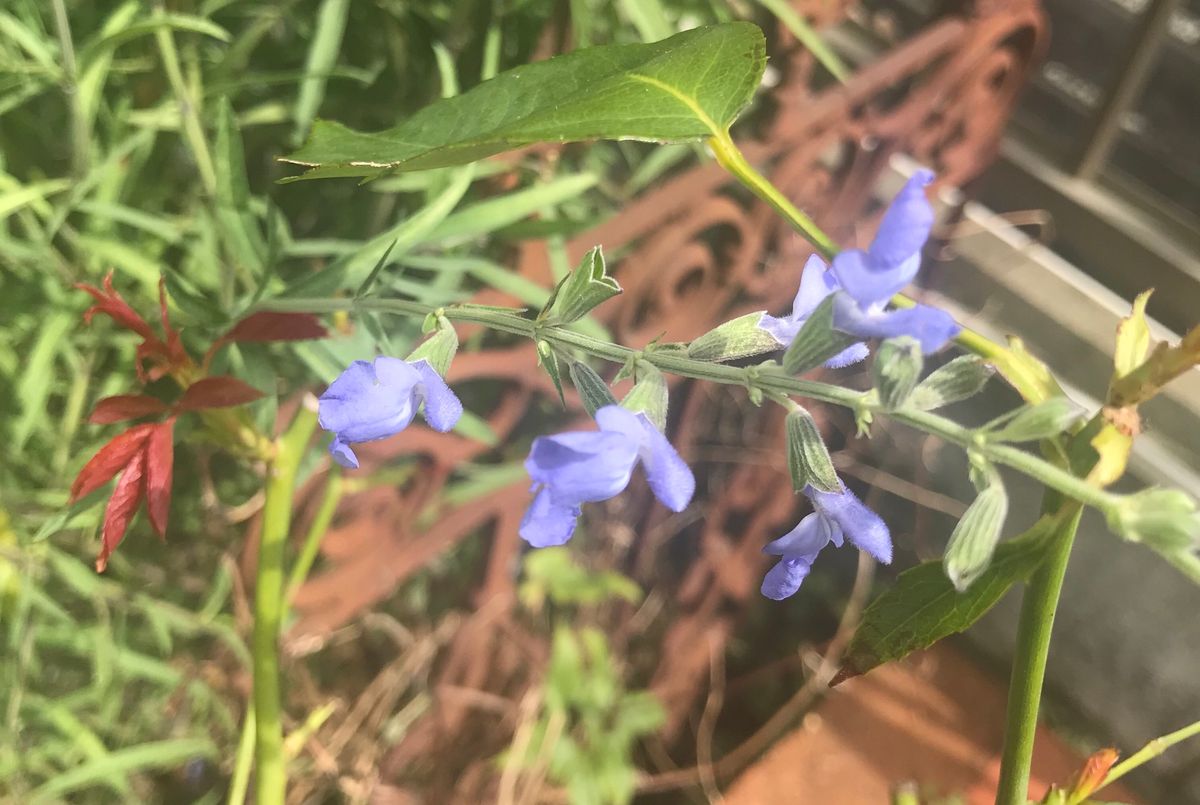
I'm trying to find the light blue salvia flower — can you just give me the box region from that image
[829,169,960,353]
[761,482,892,600]
[759,253,870,367]
[519,405,696,548]
[761,170,960,360]
[318,356,463,469]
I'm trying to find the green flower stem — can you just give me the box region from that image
[995,504,1082,805]
[253,401,318,805]
[255,296,1121,518]
[707,132,839,259]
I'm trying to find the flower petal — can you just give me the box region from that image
[830,249,921,308]
[763,512,834,558]
[870,169,935,268]
[593,406,695,512]
[792,254,837,318]
[832,294,960,354]
[329,437,360,469]
[758,311,799,347]
[808,484,892,564]
[634,414,695,512]
[825,341,870,368]
[519,487,581,547]
[373,355,421,387]
[525,429,639,504]
[759,256,839,347]
[319,358,418,442]
[412,359,463,432]
[761,557,813,600]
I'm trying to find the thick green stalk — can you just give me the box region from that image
[995,505,1082,805]
[253,402,318,805]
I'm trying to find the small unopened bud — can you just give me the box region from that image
[872,337,923,410]
[687,312,782,362]
[944,480,1009,591]
[909,355,993,410]
[406,315,458,375]
[785,405,839,493]
[621,362,668,430]
[984,397,1085,443]
[1107,488,1200,552]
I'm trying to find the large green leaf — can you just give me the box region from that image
[280,23,766,181]
[833,512,1072,684]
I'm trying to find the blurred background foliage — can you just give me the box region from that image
[0,0,781,800]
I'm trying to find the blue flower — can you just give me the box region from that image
[318,356,463,469]
[763,171,960,362]
[761,482,892,600]
[828,169,961,354]
[758,254,870,368]
[519,405,695,548]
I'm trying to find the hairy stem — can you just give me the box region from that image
[995,504,1082,805]
[255,296,1121,518]
[253,401,318,805]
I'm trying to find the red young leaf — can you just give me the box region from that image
[223,312,327,343]
[96,448,146,573]
[71,424,155,501]
[77,273,193,381]
[76,272,156,341]
[176,376,264,411]
[89,394,169,424]
[145,418,175,538]
[1068,747,1120,800]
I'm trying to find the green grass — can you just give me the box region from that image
[0,0,815,799]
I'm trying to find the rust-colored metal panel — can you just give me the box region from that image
[276,2,1046,797]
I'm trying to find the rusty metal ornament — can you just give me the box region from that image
[275,1,1046,796]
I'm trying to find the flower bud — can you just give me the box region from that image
[1106,488,1200,552]
[872,336,923,410]
[909,355,993,410]
[785,405,839,493]
[984,397,1085,443]
[944,480,1009,591]
[621,362,668,430]
[406,314,458,375]
[687,312,782,362]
